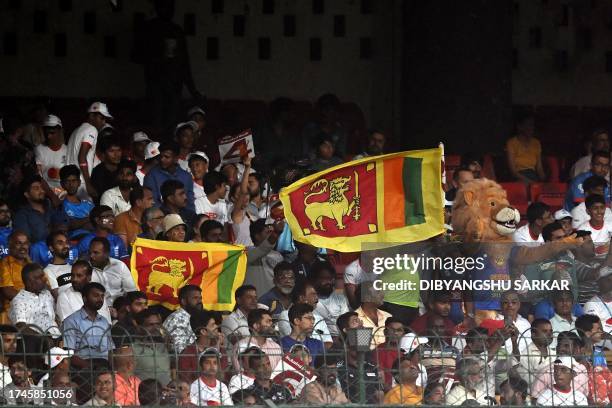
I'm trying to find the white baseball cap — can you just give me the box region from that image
[87,102,113,119]
[133,131,151,143]
[45,347,74,369]
[188,106,206,118]
[554,356,579,371]
[144,141,161,160]
[174,121,199,137]
[554,209,572,221]
[188,151,209,163]
[42,114,62,128]
[399,332,428,354]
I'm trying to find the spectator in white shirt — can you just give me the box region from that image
[200,170,229,222]
[88,237,137,303]
[0,325,17,389]
[9,262,57,334]
[576,194,612,257]
[35,114,67,195]
[499,290,532,354]
[549,290,577,350]
[100,160,138,216]
[221,285,259,343]
[570,175,612,229]
[554,209,575,237]
[570,129,610,180]
[189,151,209,213]
[190,348,233,406]
[446,357,494,406]
[344,258,377,309]
[536,356,588,406]
[44,231,72,298]
[583,267,612,341]
[513,202,553,244]
[516,318,555,385]
[175,121,198,172]
[309,261,350,337]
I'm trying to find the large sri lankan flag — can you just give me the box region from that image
[130,238,247,311]
[280,148,444,252]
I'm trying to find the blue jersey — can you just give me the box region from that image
[469,248,510,311]
[77,233,128,260]
[565,171,610,210]
[29,240,79,267]
[62,198,94,219]
[0,227,12,259]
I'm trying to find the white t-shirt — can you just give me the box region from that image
[193,181,206,214]
[344,259,376,285]
[43,263,72,291]
[198,195,229,223]
[35,144,67,192]
[576,221,612,257]
[136,169,146,186]
[178,156,190,172]
[583,295,612,335]
[512,224,544,245]
[66,122,99,176]
[227,373,255,395]
[190,378,233,406]
[571,202,612,229]
[536,386,588,406]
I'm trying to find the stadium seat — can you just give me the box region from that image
[544,156,561,183]
[530,182,568,212]
[499,182,529,216]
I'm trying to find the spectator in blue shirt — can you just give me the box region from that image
[144,141,195,212]
[77,205,128,260]
[280,303,324,360]
[0,199,12,259]
[565,151,610,210]
[29,228,79,268]
[59,165,94,240]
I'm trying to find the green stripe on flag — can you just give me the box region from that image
[217,250,240,304]
[403,157,425,225]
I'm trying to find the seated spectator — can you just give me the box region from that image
[29,223,79,268]
[410,291,457,338]
[129,131,151,174]
[144,141,195,212]
[91,136,122,202]
[373,317,405,391]
[199,219,225,243]
[136,141,160,185]
[189,348,232,406]
[571,128,610,180]
[513,202,553,244]
[58,165,94,238]
[353,129,386,160]
[0,199,12,259]
[310,133,344,172]
[309,260,350,337]
[163,285,203,354]
[291,241,324,284]
[281,303,324,359]
[498,289,531,354]
[189,151,209,213]
[47,371,75,405]
[13,175,59,243]
[446,357,493,405]
[162,214,187,242]
[56,260,111,323]
[100,160,138,216]
[114,186,154,247]
[112,345,141,406]
[0,231,30,321]
[132,309,172,387]
[576,194,612,257]
[499,376,529,406]
[141,207,165,240]
[77,205,128,260]
[138,378,163,406]
[85,371,115,406]
[505,113,545,183]
[575,314,607,368]
[179,310,224,384]
[221,285,260,343]
[35,114,67,196]
[9,262,57,334]
[550,290,577,348]
[536,356,589,406]
[565,150,611,210]
[302,93,346,160]
[229,346,258,396]
[159,179,197,240]
[232,309,282,372]
[354,281,391,347]
[44,230,73,297]
[175,121,198,171]
[243,219,284,295]
[0,325,18,389]
[555,209,574,236]
[88,237,136,303]
[583,267,612,339]
[384,356,423,405]
[344,258,376,309]
[243,349,292,404]
[258,262,295,318]
[516,318,555,385]
[570,175,612,229]
[2,357,43,405]
[111,290,148,347]
[445,166,474,203]
[200,170,229,222]
[299,354,349,404]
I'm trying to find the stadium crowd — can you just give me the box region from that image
[0,96,610,407]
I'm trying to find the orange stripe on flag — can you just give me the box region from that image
[201,251,225,306]
[383,157,406,230]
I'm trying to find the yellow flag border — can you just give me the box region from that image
[279,148,445,252]
[130,238,247,311]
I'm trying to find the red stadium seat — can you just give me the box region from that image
[499,182,529,216]
[544,156,561,183]
[530,182,568,212]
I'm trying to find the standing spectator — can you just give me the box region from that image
[100,160,138,216]
[162,214,187,243]
[22,102,48,147]
[200,170,229,222]
[565,150,611,210]
[85,371,115,406]
[59,165,94,239]
[175,121,198,171]
[189,348,232,406]
[113,346,141,406]
[506,113,545,183]
[188,151,209,214]
[245,173,268,220]
[355,281,391,347]
[309,261,350,337]
[221,285,259,342]
[179,310,224,384]
[281,303,324,359]
[244,351,292,404]
[187,106,207,140]
[446,357,493,405]
[513,202,553,244]
[13,175,58,243]
[536,357,588,406]
[91,137,123,201]
[0,200,12,259]
[310,134,344,172]
[0,325,18,389]
[258,262,295,317]
[144,141,195,211]
[77,206,128,260]
[570,175,612,229]
[130,131,151,173]
[243,219,284,295]
[163,285,203,354]
[56,260,111,323]
[576,194,612,257]
[232,309,283,372]
[44,231,72,297]
[299,354,349,404]
[0,231,30,323]
[159,179,197,239]
[88,237,136,303]
[353,129,386,160]
[141,207,165,240]
[384,357,423,405]
[302,94,346,160]
[137,141,160,185]
[66,102,112,199]
[571,129,610,179]
[114,186,154,247]
[35,114,67,195]
[9,263,56,333]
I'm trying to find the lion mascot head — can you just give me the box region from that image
[451,178,520,243]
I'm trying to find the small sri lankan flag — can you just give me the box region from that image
[279,148,444,252]
[130,238,247,311]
